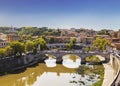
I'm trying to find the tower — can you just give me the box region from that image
[9,26,15,33]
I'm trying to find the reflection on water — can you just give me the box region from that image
[33,72,78,86]
[62,55,81,68]
[0,63,77,86]
[63,59,81,68]
[44,58,56,67]
[70,74,100,86]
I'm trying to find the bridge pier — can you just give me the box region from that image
[55,54,63,64]
[56,58,63,64]
[80,54,87,64]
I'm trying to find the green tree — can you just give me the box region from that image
[0,48,6,58]
[34,37,46,50]
[33,47,37,55]
[48,37,55,43]
[5,45,13,56]
[25,40,34,53]
[71,37,76,45]
[10,41,25,56]
[66,38,76,50]
[85,46,90,52]
[98,29,110,35]
[93,37,108,51]
[66,43,73,50]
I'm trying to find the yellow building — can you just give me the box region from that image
[6,33,20,42]
[6,27,20,42]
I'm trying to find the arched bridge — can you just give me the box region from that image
[39,50,110,64]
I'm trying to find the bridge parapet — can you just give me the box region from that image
[42,50,109,57]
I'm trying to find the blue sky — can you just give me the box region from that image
[0,0,120,30]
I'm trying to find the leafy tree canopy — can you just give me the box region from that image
[10,41,25,56]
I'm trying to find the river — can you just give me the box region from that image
[0,55,100,86]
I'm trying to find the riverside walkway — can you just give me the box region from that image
[97,55,115,86]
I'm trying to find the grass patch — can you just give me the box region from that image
[76,65,92,76]
[75,56,104,86]
[92,79,103,86]
[86,55,100,62]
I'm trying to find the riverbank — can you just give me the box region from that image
[96,55,115,86]
[12,57,46,71]
[0,54,46,76]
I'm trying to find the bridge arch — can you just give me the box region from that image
[62,54,81,62]
[45,54,56,59]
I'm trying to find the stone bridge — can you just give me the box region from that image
[40,50,110,64]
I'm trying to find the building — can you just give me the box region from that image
[94,35,110,39]
[0,33,7,40]
[46,36,71,43]
[0,39,9,48]
[0,33,9,48]
[6,27,20,42]
[6,34,20,42]
[76,37,94,45]
[61,29,79,37]
[0,27,20,48]
[110,31,120,38]
[47,43,66,49]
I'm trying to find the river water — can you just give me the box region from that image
[0,55,99,86]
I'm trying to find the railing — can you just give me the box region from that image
[110,53,120,86]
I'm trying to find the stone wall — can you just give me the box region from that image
[0,56,24,73]
[110,53,120,86]
[0,53,44,73]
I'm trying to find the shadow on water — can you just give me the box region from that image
[86,60,109,65]
[0,68,26,76]
[9,68,26,74]
[0,62,40,76]
[87,61,102,65]
[28,62,39,67]
[0,57,48,76]
[0,58,61,76]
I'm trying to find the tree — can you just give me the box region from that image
[10,41,25,56]
[34,37,46,50]
[0,48,6,58]
[33,47,37,55]
[97,29,110,35]
[71,37,76,45]
[66,38,76,50]
[93,37,108,51]
[46,37,55,43]
[85,46,90,52]
[66,43,73,50]
[25,40,34,53]
[4,45,13,56]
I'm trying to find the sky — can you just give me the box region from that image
[0,0,120,30]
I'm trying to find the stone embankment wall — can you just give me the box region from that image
[0,53,45,74]
[110,53,120,86]
[0,56,24,73]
